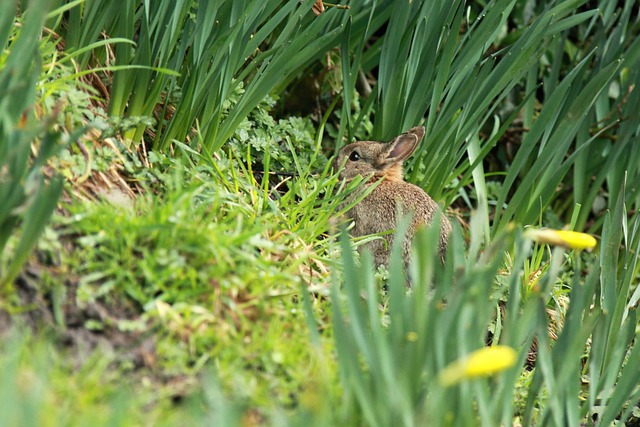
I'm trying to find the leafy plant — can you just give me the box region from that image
[225,86,327,173]
[312,195,639,425]
[53,0,386,152]
[0,0,83,286]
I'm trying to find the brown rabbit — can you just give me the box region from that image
[333,126,451,267]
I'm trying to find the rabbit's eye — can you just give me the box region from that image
[349,151,361,161]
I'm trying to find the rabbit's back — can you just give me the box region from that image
[349,180,451,266]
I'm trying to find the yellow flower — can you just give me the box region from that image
[438,345,517,387]
[524,228,597,251]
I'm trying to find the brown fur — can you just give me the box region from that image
[333,126,451,267]
[384,164,404,182]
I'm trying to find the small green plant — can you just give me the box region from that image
[224,86,327,174]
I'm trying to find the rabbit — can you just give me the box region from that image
[333,126,451,267]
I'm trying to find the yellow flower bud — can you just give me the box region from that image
[438,345,517,387]
[406,332,418,342]
[524,228,597,251]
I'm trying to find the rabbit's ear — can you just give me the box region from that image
[385,127,424,163]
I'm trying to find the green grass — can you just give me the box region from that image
[1,0,640,425]
[50,151,345,406]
